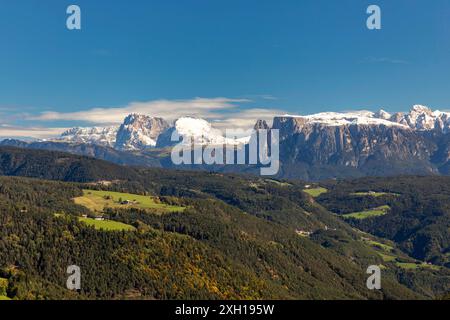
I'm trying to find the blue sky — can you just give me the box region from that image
[1,0,450,138]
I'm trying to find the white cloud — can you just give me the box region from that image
[359,56,409,65]
[0,125,69,139]
[212,108,283,129]
[11,97,287,139]
[27,97,251,125]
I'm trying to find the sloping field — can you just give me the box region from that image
[343,205,390,219]
[78,217,136,232]
[74,189,185,213]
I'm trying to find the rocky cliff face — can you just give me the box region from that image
[56,114,239,151]
[9,105,450,180]
[274,119,432,164]
[270,105,448,179]
[114,114,170,150]
[58,126,118,147]
[390,105,450,133]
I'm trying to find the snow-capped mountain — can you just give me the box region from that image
[58,126,118,147]
[279,110,408,128]
[373,109,392,120]
[174,117,226,145]
[159,117,249,146]
[6,104,449,180]
[270,105,450,180]
[115,114,169,151]
[390,105,450,133]
[56,115,248,151]
[278,105,449,133]
[55,105,450,151]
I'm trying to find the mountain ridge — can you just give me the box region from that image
[51,105,449,151]
[1,105,449,181]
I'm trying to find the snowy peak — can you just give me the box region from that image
[411,104,432,113]
[374,109,391,120]
[394,105,450,132]
[115,114,170,150]
[275,105,449,133]
[58,126,118,147]
[276,111,408,128]
[55,114,248,151]
[174,117,215,142]
[54,105,449,151]
[171,117,247,146]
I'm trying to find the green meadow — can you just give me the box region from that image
[360,238,397,262]
[342,206,390,220]
[303,187,328,197]
[364,239,394,252]
[396,262,441,271]
[343,205,390,220]
[378,253,397,262]
[350,191,399,197]
[78,217,136,232]
[74,189,185,213]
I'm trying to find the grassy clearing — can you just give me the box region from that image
[74,189,185,213]
[303,187,328,197]
[79,217,136,232]
[422,264,442,271]
[0,295,11,300]
[395,262,441,271]
[364,239,394,252]
[350,191,399,197]
[359,238,441,270]
[361,238,440,269]
[343,205,390,220]
[361,239,397,262]
[378,253,397,262]
[396,262,420,269]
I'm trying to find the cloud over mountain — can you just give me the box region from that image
[17,97,286,138]
[26,97,254,125]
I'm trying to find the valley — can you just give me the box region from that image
[1,0,448,306]
[0,147,448,300]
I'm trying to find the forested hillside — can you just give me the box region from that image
[317,176,450,267]
[0,147,139,182]
[0,175,428,300]
[0,147,449,299]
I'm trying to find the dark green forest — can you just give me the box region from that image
[0,147,449,300]
[318,176,450,267]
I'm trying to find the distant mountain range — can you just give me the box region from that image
[55,104,450,148]
[1,105,449,180]
[273,105,450,180]
[56,114,249,150]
